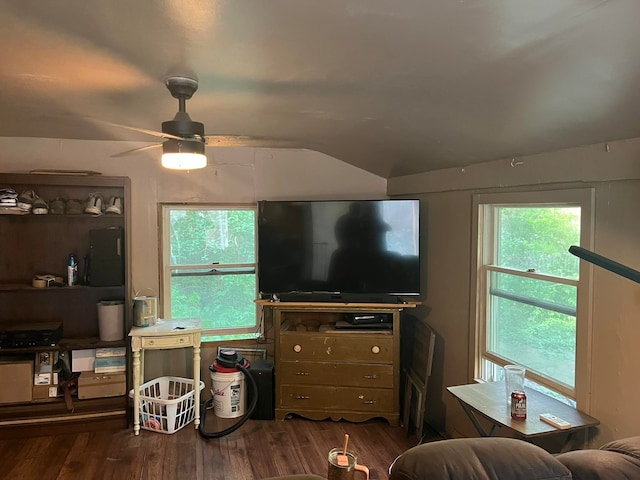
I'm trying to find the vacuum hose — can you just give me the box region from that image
[198,353,258,439]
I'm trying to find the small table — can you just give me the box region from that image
[447,382,599,447]
[129,318,202,435]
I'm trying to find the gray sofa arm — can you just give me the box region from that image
[389,438,572,480]
[555,436,640,479]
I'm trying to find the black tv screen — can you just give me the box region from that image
[257,199,420,301]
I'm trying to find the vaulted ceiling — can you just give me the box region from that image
[1,1,639,178]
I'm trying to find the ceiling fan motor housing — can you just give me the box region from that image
[165,76,198,100]
[162,114,205,138]
[162,76,205,141]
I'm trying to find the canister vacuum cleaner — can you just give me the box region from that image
[198,349,258,439]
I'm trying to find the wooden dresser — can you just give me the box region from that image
[260,301,417,425]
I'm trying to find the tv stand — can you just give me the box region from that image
[258,300,418,425]
[335,294,406,304]
[271,292,408,304]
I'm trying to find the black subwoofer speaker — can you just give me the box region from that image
[248,359,274,420]
[89,228,124,287]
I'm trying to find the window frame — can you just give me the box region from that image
[470,188,595,409]
[159,202,260,340]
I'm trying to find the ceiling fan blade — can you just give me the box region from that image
[111,143,162,158]
[204,135,299,148]
[94,119,184,141]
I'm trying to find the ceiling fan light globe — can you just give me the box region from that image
[161,138,207,169]
[161,152,207,170]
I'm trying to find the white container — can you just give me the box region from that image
[97,300,124,341]
[210,370,246,418]
[133,296,157,327]
[129,376,205,434]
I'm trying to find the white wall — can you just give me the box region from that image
[389,137,640,445]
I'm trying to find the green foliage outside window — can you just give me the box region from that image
[170,209,255,265]
[168,208,257,334]
[488,206,580,388]
[496,207,580,278]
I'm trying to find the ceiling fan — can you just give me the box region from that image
[107,76,296,169]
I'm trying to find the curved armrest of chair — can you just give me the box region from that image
[555,436,640,480]
[389,438,571,480]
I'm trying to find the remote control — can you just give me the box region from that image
[540,413,571,429]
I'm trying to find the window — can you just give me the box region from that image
[471,189,594,404]
[160,204,259,340]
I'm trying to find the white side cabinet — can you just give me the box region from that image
[129,318,202,435]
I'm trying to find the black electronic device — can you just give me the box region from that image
[345,313,392,325]
[257,199,420,301]
[248,359,274,420]
[334,320,392,330]
[89,227,124,287]
[0,321,63,348]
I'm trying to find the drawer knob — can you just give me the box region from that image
[293,344,302,353]
[295,395,310,400]
[371,345,380,354]
[363,374,378,379]
[148,340,155,345]
[296,372,310,376]
[179,338,185,343]
[362,400,376,405]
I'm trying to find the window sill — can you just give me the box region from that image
[202,332,262,343]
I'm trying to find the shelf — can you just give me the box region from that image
[0,213,124,220]
[0,337,127,355]
[0,395,127,421]
[256,300,418,310]
[59,337,127,350]
[0,284,124,292]
[0,395,128,438]
[0,172,131,436]
[0,172,128,188]
[280,326,393,335]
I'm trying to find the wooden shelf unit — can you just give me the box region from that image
[261,300,417,426]
[0,173,131,436]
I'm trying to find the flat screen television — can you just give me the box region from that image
[257,199,420,302]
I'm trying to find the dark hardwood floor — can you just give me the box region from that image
[0,413,431,480]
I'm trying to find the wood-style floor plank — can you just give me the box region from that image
[1,416,432,480]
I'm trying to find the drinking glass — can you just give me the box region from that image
[503,364,526,402]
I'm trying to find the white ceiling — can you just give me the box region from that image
[1,1,639,178]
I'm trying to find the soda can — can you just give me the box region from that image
[511,390,527,420]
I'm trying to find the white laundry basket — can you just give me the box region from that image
[129,376,204,434]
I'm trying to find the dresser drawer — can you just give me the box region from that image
[279,334,393,363]
[279,360,393,388]
[141,334,193,349]
[280,385,393,412]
